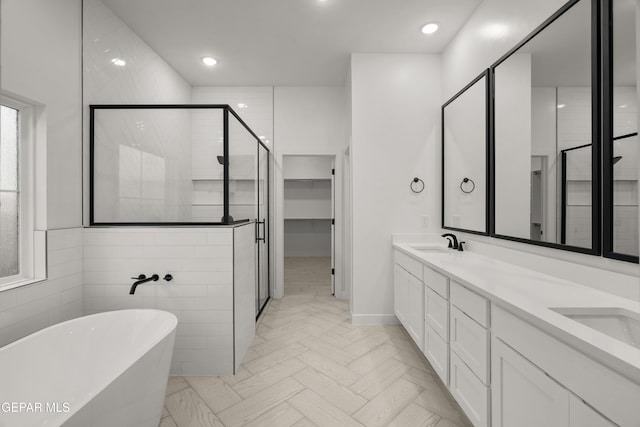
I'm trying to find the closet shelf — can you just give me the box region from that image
[284,216,332,220]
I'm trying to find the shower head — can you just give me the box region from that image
[217,155,225,165]
[613,156,623,165]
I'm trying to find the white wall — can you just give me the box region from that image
[284,220,332,257]
[274,87,347,298]
[494,54,532,239]
[350,54,441,323]
[83,0,193,224]
[2,0,82,229]
[442,0,569,100]
[0,0,85,344]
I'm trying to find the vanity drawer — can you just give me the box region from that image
[395,250,422,280]
[423,265,448,298]
[450,350,489,427]
[424,322,449,386]
[450,305,489,384]
[450,280,489,327]
[425,285,448,341]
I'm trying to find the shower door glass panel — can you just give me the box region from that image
[227,114,257,223]
[257,144,269,315]
[92,108,222,223]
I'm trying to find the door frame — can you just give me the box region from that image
[274,151,345,300]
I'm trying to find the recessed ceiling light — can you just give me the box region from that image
[201,56,218,66]
[237,103,248,109]
[619,104,628,108]
[421,23,439,35]
[111,58,126,66]
[259,136,266,140]
[557,104,566,109]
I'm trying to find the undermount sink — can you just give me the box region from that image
[407,244,453,253]
[550,307,640,350]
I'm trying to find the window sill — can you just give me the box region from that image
[0,276,47,293]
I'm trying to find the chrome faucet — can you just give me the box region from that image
[129,274,159,295]
[441,233,459,250]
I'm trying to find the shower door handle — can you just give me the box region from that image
[257,220,266,242]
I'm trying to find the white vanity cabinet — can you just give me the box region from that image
[394,252,424,350]
[492,337,617,427]
[492,337,570,427]
[493,306,630,427]
[449,281,491,427]
[392,245,639,427]
[423,265,450,385]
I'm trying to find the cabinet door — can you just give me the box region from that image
[492,338,569,427]
[450,351,489,427]
[425,285,448,341]
[406,273,424,349]
[450,305,489,384]
[394,264,408,325]
[424,322,449,386]
[569,395,615,427]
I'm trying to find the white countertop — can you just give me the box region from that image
[393,242,640,383]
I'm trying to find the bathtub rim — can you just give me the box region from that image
[0,309,178,425]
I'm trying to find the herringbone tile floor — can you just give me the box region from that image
[160,258,472,427]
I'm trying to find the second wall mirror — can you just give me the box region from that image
[492,0,599,254]
[442,70,490,234]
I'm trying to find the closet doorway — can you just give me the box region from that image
[283,155,335,296]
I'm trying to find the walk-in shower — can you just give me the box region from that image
[89,104,270,315]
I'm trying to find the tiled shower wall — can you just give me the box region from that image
[83,227,236,375]
[0,228,84,347]
[83,0,193,224]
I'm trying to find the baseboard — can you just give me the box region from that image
[350,313,399,325]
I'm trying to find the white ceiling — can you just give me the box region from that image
[99,0,482,86]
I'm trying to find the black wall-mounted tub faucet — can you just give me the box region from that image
[129,274,159,295]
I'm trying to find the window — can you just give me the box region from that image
[0,96,39,287]
[0,105,20,279]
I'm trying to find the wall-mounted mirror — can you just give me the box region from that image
[492,0,599,254]
[603,0,639,263]
[442,70,489,234]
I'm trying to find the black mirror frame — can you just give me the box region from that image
[601,0,639,263]
[441,69,491,236]
[489,0,602,256]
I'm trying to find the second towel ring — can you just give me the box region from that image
[410,177,425,193]
[460,177,475,194]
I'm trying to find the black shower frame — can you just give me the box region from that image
[602,0,640,263]
[488,0,602,257]
[559,143,594,245]
[89,104,269,227]
[441,69,491,236]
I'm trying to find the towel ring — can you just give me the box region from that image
[460,177,475,194]
[410,177,425,193]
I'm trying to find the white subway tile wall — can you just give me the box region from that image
[0,228,84,347]
[83,228,235,375]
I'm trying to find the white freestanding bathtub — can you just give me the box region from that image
[0,309,177,427]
